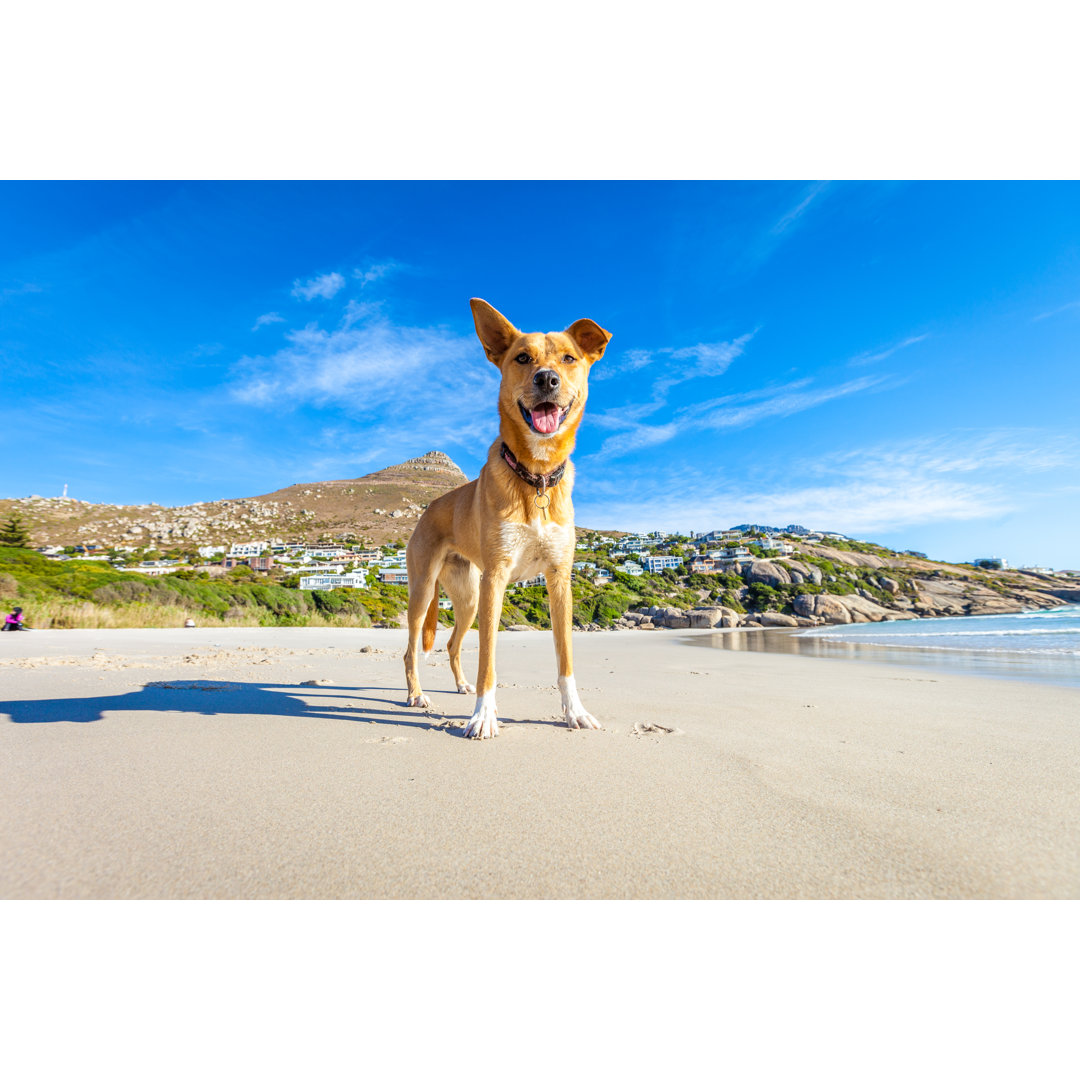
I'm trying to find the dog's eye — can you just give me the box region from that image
[515,352,531,365]
[562,354,577,364]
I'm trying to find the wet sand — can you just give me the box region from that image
[2,626,1077,899]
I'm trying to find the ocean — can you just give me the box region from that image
[696,604,1080,688]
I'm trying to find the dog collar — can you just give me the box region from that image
[500,442,567,498]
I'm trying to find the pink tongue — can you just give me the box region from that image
[532,404,560,434]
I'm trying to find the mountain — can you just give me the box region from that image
[0,451,468,550]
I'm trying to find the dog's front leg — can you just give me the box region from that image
[546,567,602,731]
[462,566,508,739]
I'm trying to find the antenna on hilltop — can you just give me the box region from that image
[62,483,68,498]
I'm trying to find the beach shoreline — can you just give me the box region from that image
[2,626,1077,899]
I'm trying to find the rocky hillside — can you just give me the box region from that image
[1,451,468,550]
[620,543,1079,631]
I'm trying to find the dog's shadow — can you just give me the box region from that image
[0,679,561,734]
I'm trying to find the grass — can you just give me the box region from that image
[0,547,405,629]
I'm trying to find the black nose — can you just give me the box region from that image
[534,369,560,395]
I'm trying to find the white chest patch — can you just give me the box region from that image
[499,520,574,581]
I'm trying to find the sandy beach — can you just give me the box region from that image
[1,626,1077,899]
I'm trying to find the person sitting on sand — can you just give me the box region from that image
[2,606,30,631]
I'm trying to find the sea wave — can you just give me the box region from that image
[803,640,1080,657]
[809,627,1080,639]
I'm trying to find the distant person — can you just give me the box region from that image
[2,606,30,631]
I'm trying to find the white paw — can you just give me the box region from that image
[406,693,432,709]
[463,693,499,739]
[565,707,602,730]
[559,674,601,731]
[457,682,476,694]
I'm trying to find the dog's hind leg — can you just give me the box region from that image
[403,543,444,709]
[439,554,480,695]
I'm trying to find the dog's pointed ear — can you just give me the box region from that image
[470,299,520,365]
[565,318,612,365]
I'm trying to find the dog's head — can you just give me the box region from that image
[470,298,611,461]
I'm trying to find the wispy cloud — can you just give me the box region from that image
[230,306,497,450]
[1033,298,1080,321]
[252,311,285,330]
[848,333,928,367]
[0,282,44,301]
[589,374,891,462]
[819,430,1079,478]
[291,272,346,301]
[695,374,889,431]
[353,262,398,287]
[770,181,830,236]
[576,429,1077,535]
[593,333,753,384]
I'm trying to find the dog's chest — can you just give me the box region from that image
[499,520,574,579]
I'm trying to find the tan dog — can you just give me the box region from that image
[403,298,611,739]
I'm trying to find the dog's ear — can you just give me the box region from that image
[565,318,612,365]
[470,299,520,365]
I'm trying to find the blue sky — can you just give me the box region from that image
[2,181,1079,569]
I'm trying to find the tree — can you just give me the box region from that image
[0,514,30,547]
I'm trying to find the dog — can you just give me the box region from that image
[403,298,611,739]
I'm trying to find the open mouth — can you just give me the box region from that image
[519,399,573,436]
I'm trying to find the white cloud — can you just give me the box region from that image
[820,430,1079,478]
[1033,298,1080,321]
[770,181,830,236]
[291,272,346,301]
[230,308,497,448]
[589,374,890,461]
[252,311,285,330]
[0,282,44,301]
[575,429,1079,535]
[353,262,398,287]
[696,374,889,430]
[593,332,753,384]
[848,333,928,367]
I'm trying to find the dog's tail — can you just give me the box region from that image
[422,589,439,653]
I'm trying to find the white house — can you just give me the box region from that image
[299,572,369,591]
[304,545,351,560]
[377,568,409,585]
[622,562,643,576]
[514,573,547,587]
[642,554,682,572]
[759,538,794,555]
[594,568,613,584]
[229,541,268,558]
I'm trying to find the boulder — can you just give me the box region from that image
[815,546,888,570]
[878,576,901,595]
[688,606,742,629]
[785,559,822,586]
[793,594,853,624]
[662,613,691,629]
[757,611,799,627]
[689,608,722,629]
[744,559,792,587]
[841,594,909,622]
